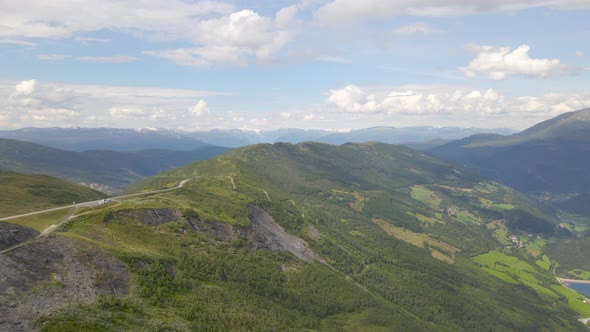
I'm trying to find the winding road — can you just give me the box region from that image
[0,178,190,222]
[0,179,191,254]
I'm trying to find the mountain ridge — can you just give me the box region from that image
[0,126,515,150]
[432,108,590,196]
[0,138,230,193]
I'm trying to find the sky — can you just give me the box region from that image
[0,0,589,131]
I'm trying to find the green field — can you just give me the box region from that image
[568,269,590,280]
[474,251,590,317]
[410,185,442,208]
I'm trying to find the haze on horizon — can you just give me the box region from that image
[0,0,589,132]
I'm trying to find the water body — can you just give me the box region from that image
[566,282,590,298]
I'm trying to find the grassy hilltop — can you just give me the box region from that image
[0,170,105,218]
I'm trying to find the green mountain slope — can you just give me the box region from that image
[0,170,106,217]
[431,108,590,213]
[0,138,229,193]
[2,142,587,331]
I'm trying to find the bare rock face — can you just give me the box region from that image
[0,222,39,251]
[0,235,129,332]
[184,206,324,264]
[114,208,179,226]
[246,205,325,264]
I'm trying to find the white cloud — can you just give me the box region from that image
[24,108,80,121]
[109,107,146,119]
[144,46,245,67]
[275,6,298,29]
[14,80,36,96]
[314,0,590,25]
[316,55,352,64]
[576,51,585,58]
[0,39,35,46]
[0,1,297,67]
[37,54,135,63]
[145,8,298,66]
[75,37,110,43]
[37,54,72,60]
[393,23,441,36]
[0,79,222,129]
[328,85,380,113]
[0,1,235,39]
[460,44,574,80]
[77,55,137,63]
[189,100,210,116]
[324,84,590,128]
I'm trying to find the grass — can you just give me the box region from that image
[373,218,459,263]
[479,198,514,211]
[492,227,512,245]
[410,212,443,224]
[473,251,590,317]
[454,209,479,224]
[0,170,105,218]
[5,208,72,231]
[568,269,590,280]
[552,285,590,317]
[410,185,442,208]
[536,255,552,271]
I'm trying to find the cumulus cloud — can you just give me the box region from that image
[14,80,36,96]
[325,84,590,128]
[314,0,590,25]
[189,100,210,116]
[460,44,575,80]
[0,1,298,67]
[145,8,298,66]
[0,79,222,129]
[328,85,380,113]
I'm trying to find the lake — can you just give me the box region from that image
[566,282,590,298]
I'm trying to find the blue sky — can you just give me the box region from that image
[0,0,589,131]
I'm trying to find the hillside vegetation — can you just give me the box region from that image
[0,138,229,193]
[432,108,590,206]
[0,170,105,217]
[2,142,588,331]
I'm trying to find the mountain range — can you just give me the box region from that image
[0,138,229,193]
[431,108,590,215]
[0,126,514,151]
